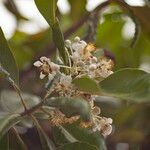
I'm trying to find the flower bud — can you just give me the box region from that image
[92,106,101,115]
[77,61,84,66]
[89,64,97,70]
[91,57,98,63]
[65,40,71,47]
[74,36,80,42]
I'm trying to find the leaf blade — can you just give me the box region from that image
[100,68,150,101]
[34,0,56,25]
[72,75,101,95]
[62,124,106,150]
[0,27,19,85]
[0,113,21,140]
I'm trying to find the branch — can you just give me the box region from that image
[21,100,43,116]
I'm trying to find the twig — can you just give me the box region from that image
[84,11,100,42]
[12,83,28,111]
[21,100,43,116]
[0,65,27,111]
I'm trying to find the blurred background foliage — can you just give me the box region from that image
[0,0,150,149]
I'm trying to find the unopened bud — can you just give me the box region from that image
[65,40,71,47]
[74,36,80,42]
[89,64,97,70]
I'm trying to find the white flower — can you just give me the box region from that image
[60,73,72,87]
[99,117,113,136]
[71,52,80,62]
[89,64,97,71]
[40,72,46,79]
[40,56,50,63]
[50,62,60,72]
[91,57,98,63]
[72,40,87,53]
[34,56,60,79]
[76,61,85,67]
[92,116,113,136]
[92,106,101,115]
[92,118,101,132]
[101,124,112,137]
[33,61,43,67]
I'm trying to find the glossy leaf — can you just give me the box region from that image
[51,20,67,64]
[100,68,150,101]
[53,125,77,145]
[0,113,21,140]
[0,27,19,85]
[57,142,97,150]
[35,0,67,64]
[45,97,91,121]
[72,75,101,95]
[61,123,106,150]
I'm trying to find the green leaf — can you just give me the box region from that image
[0,113,21,140]
[37,126,56,150]
[51,20,67,64]
[57,142,97,150]
[33,117,56,150]
[34,0,67,64]
[45,97,91,121]
[53,125,77,145]
[0,27,19,85]
[0,134,9,150]
[0,90,41,113]
[72,75,101,95]
[58,126,77,143]
[34,0,56,25]
[100,68,150,101]
[62,124,106,150]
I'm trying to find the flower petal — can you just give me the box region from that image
[33,61,43,67]
[40,72,46,79]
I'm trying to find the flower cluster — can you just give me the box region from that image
[34,36,114,136]
[65,37,114,79]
